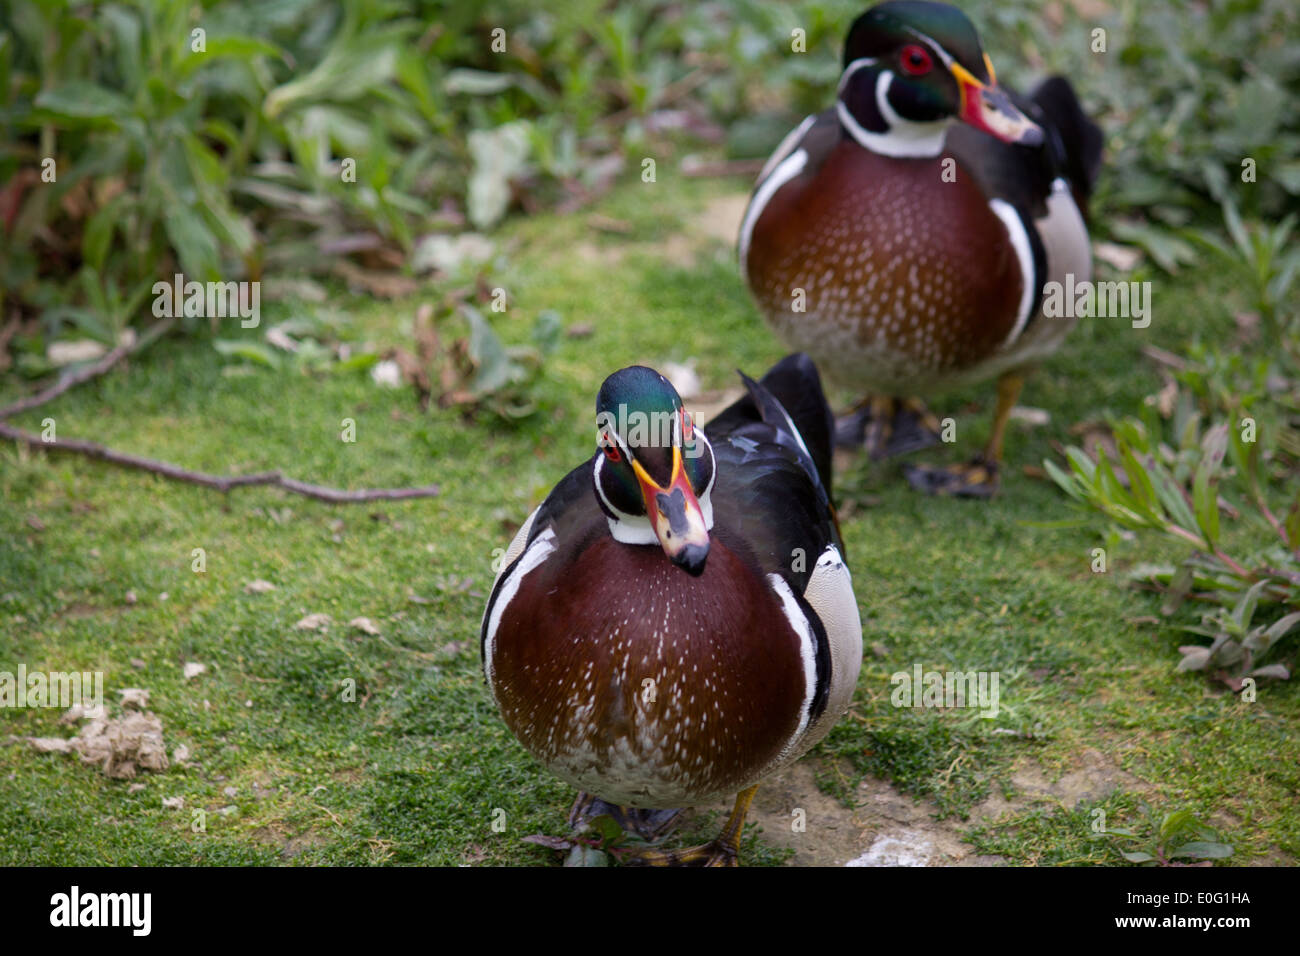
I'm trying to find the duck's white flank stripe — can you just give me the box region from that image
[484,528,556,691]
[756,113,816,186]
[988,198,1036,347]
[739,148,808,282]
[766,573,818,753]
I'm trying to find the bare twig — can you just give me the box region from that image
[1,421,440,503]
[1140,345,1190,371]
[1,315,439,504]
[0,318,174,420]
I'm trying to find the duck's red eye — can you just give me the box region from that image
[900,44,933,76]
[602,434,621,463]
[680,408,694,441]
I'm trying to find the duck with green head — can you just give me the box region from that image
[481,355,862,865]
[740,0,1102,495]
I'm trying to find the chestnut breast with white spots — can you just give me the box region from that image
[745,140,1023,394]
[488,534,806,807]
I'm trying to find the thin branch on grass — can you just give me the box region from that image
[1,421,441,502]
[0,316,440,504]
[0,321,171,420]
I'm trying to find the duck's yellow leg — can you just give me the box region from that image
[981,372,1025,465]
[621,785,759,867]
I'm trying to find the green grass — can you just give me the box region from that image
[2,173,1297,865]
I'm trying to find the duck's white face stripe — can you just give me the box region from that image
[835,56,878,96]
[837,69,952,158]
[594,434,716,545]
[766,573,818,749]
[594,453,658,544]
[988,197,1036,347]
[901,27,955,69]
[739,147,808,281]
[483,527,556,691]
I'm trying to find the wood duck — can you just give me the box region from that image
[481,354,862,865]
[739,0,1102,495]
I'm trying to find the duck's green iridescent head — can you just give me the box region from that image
[838,1,1042,148]
[592,366,714,576]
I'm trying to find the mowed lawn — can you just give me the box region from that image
[1,175,1296,865]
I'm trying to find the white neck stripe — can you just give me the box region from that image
[836,69,951,158]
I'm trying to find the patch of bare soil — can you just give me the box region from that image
[693,194,750,245]
[690,748,1151,866]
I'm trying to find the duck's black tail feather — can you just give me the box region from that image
[1030,75,1103,207]
[755,353,835,496]
[706,352,836,500]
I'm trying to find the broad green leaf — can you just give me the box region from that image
[1229,579,1269,632]
[1148,461,1198,535]
[1120,851,1155,863]
[177,35,286,76]
[1263,611,1300,643]
[1111,220,1197,273]
[213,339,280,368]
[1158,809,1197,842]
[35,83,132,123]
[463,305,514,396]
[1222,200,1251,261]
[162,205,221,281]
[82,194,126,274]
[1164,564,1190,616]
[444,68,513,96]
[1169,841,1233,860]
[1043,458,1081,499]
[1250,663,1291,680]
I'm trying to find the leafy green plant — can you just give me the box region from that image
[1189,201,1300,350]
[1100,806,1234,866]
[1047,412,1299,682]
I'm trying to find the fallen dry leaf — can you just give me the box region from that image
[47,339,108,366]
[295,613,331,631]
[244,579,276,594]
[1093,240,1143,271]
[162,796,184,810]
[1008,406,1050,426]
[349,617,381,636]
[333,259,419,299]
[182,662,207,681]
